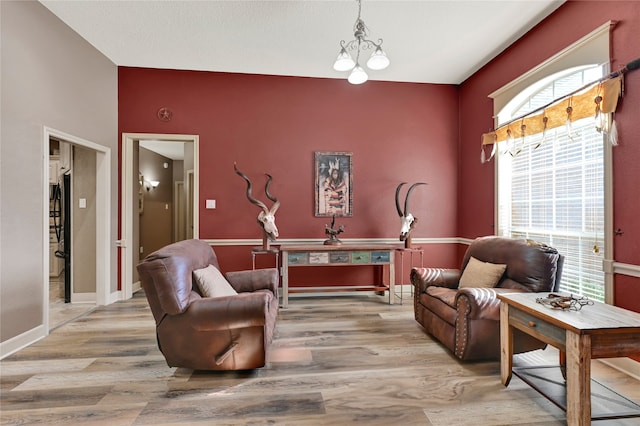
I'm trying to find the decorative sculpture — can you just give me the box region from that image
[395,182,427,248]
[234,163,280,251]
[324,214,345,245]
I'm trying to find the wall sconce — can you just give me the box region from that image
[145,180,160,191]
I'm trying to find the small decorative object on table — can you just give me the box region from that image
[536,293,594,311]
[324,214,345,245]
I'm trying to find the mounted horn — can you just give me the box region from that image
[264,173,280,215]
[395,182,407,217]
[234,163,268,212]
[404,182,427,217]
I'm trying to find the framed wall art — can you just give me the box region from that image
[315,152,353,217]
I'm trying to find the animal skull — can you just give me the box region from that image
[234,163,280,241]
[395,182,426,242]
[399,213,416,241]
[257,210,279,240]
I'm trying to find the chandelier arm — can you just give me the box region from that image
[342,38,377,52]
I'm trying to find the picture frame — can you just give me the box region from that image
[315,152,353,217]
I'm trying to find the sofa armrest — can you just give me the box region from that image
[411,267,461,294]
[456,287,527,321]
[186,292,273,331]
[225,268,279,297]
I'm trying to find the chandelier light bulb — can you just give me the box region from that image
[333,48,356,71]
[348,65,368,85]
[366,47,389,70]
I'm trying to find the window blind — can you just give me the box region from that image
[497,69,605,301]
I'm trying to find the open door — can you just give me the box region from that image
[121,133,199,300]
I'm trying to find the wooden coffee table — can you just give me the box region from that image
[498,292,640,425]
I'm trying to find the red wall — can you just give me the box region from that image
[119,70,460,273]
[459,0,640,311]
[119,1,638,311]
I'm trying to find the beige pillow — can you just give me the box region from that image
[193,264,238,298]
[459,256,507,288]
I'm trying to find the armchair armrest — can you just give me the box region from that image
[225,268,279,297]
[411,267,461,295]
[186,292,273,331]
[456,287,527,321]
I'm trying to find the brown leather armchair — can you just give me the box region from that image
[411,236,563,361]
[137,239,279,370]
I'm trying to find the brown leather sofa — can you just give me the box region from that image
[137,239,279,370]
[411,236,563,361]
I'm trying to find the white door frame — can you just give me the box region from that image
[42,127,111,331]
[121,133,199,300]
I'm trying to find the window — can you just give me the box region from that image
[497,66,606,301]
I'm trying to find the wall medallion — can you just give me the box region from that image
[157,107,173,122]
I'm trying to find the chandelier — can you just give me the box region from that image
[332,0,389,84]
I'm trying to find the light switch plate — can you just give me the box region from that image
[206,199,216,209]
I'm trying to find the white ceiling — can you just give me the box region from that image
[139,140,185,160]
[40,0,564,85]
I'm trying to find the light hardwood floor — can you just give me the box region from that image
[1,291,638,425]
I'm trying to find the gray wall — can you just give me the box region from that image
[73,146,97,294]
[0,1,118,343]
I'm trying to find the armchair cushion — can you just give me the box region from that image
[422,287,458,325]
[193,264,238,298]
[458,256,507,289]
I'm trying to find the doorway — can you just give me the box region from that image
[44,127,111,332]
[121,133,199,299]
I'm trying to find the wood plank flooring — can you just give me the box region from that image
[1,291,638,425]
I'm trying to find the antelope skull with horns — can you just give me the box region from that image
[395,182,427,245]
[234,163,281,243]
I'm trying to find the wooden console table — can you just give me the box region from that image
[280,244,396,308]
[498,292,640,425]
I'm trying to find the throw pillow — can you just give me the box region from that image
[458,256,507,288]
[193,264,238,298]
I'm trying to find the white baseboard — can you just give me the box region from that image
[71,292,96,303]
[0,324,46,360]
